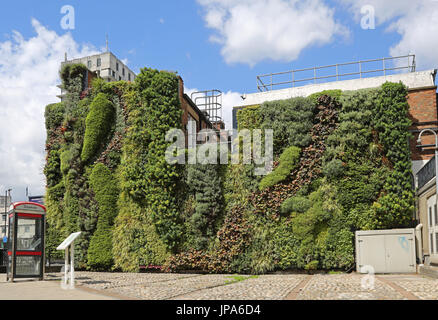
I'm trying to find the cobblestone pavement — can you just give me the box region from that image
[43,272,438,300]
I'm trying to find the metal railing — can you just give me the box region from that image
[417,155,436,190]
[191,90,223,123]
[256,55,416,92]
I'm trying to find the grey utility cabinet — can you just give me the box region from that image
[356,229,416,274]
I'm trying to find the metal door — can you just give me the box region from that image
[384,234,416,273]
[357,235,387,273]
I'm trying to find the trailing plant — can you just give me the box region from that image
[121,68,184,252]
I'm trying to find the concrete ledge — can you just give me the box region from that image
[238,69,437,108]
[419,265,438,279]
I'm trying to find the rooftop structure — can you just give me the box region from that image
[58,51,137,101]
[256,54,416,92]
[61,51,136,83]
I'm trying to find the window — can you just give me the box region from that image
[116,63,119,71]
[122,68,125,76]
[112,70,115,77]
[128,73,131,81]
[97,58,101,67]
[430,207,433,226]
[87,60,92,68]
[431,234,435,254]
[436,233,438,254]
[119,76,122,81]
[2,214,5,221]
[436,204,438,226]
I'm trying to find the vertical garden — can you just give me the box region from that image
[44,64,415,273]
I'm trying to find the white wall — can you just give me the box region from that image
[237,69,437,107]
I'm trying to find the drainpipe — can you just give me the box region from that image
[416,224,424,264]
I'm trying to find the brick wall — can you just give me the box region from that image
[178,77,214,145]
[408,87,438,161]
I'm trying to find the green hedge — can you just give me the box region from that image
[120,68,183,253]
[45,65,415,274]
[259,146,301,190]
[87,163,119,270]
[81,93,115,163]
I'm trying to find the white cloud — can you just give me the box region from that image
[338,0,416,25]
[340,0,438,70]
[197,0,348,66]
[185,87,242,130]
[0,19,98,200]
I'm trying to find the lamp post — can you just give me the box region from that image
[3,189,11,240]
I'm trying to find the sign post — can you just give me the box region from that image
[57,232,81,289]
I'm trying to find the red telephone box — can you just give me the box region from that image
[7,202,46,282]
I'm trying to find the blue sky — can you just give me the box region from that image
[0,0,437,200]
[0,0,411,93]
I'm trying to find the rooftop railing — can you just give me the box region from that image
[256,54,416,92]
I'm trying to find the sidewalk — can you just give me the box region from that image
[0,275,116,300]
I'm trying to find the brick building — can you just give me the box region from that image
[60,53,218,143]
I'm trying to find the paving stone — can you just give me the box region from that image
[44,272,438,300]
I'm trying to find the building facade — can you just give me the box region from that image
[234,67,438,180]
[61,51,137,83]
[416,161,438,267]
[59,53,218,145]
[233,58,438,269]
[0,195,12,239]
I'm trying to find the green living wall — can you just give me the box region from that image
[45,64,414,273]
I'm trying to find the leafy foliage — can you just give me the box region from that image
[372,82,414,228]
[87,163,119,270]
[260,97,315,153]
[186,162,225,250]
[45,65,414,274]
[120,68,184,252]
[81,93,115,163]
[259,146,301,190]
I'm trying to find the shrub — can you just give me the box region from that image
[120,68,184,252]
[87,163,119,270]
[259,146,301,190]
[236,105,261,131]
[45,150,62,188]
[372,82,414,228]
[323,159,344,180]
[81,93,115,163]
[186,161,225,250]
[45,103,65,131]
[260,97,315,154]
[280,196,311,214]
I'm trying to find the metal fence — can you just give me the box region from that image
[256,55,416,92]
